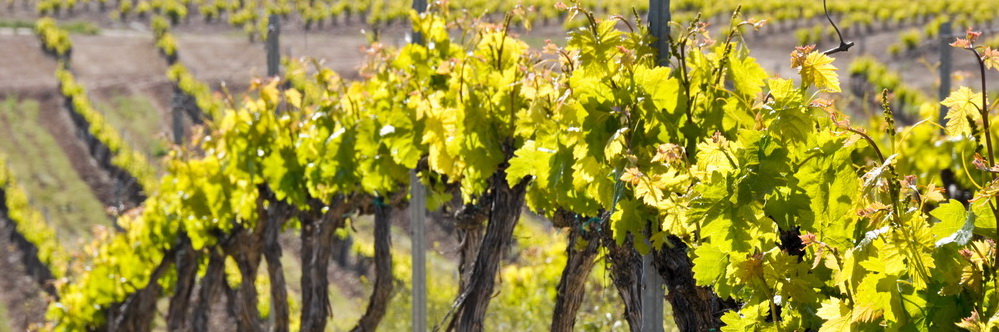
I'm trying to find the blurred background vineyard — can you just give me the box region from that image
[1,0,998,330]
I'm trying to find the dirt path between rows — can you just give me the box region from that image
[0,213,49,331]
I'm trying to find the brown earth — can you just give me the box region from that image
[0,213,49,331]
[0,33,58,93]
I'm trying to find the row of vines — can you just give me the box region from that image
[15,0,999,40]
[9,1,999,332]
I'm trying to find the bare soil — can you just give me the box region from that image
[0,221,49,331]
[0,34,58,93]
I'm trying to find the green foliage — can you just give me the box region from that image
[0,20,36,29]
[0,97,108,240]
[34,17,71,57]
[54,68,157,192]
[508,7,999,331]
[36,8,999,332]
[0,155,68,279]
[941,86,984,137]
[95,94,171,167]
[166,63,224,119]
[58,21,99,35]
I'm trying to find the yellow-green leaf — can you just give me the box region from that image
[941,86,984,137]
[797,51,841,92]
[817,297,855,332]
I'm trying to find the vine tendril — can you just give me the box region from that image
[822,0,854,55]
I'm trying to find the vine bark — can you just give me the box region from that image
[350,198,395,332]
[299,197,350,332]
[450,171,530,331]
[550,210,600,332]
[653,235,738,332]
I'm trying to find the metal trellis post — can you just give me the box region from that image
[266,14,280,78]
[939,20,953,127]
[643,0,670,330]
[410,1,428,331]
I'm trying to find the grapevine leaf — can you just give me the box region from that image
[571,153,601,190]
[659,194,694,238]
[720,311,755,331]
[933,245,968,296]
[861,238,903,275]
[566,19,624,75]
[729,54,768,98]
[795,133,859,248]
[735,130,789,201]
[651,170,689,193]
[970,198,999,238]
[259,79,281,108]
[768,106,812,144]
[692,243,729,286]
[604,128,628,161]
[722,97,756,133]
[797,52,841,92]
[765,250,822,308]
[507,140,550,186]
[851,274,893,323]
[634,66,680,113]
[610,198,650,254]
[764,79,812,143]
[263,146,306,205]
[620,167,643,185]
[284,88,302,109]
[693,134,738,177]
[382,109,423,169]
[983,47,999,71]
[634,177,665,208]
[689,172,758,252]
[941,87,984,137]
[930,200,975,247]
[817,297,855,332]
[768,78,802,106]
[956,311,984,331]
[422,96,456,149]
[729,253,764,287]
[765,184,813,231]
[905,218,938,290]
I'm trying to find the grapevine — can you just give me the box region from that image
[9,2,999,332]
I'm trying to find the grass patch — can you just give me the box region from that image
[0,20,34,30]
[0,20,99,35]
[0,96,108,245]
[59,21,100,35]
[348,217,459,331]
[199,212,669,331]
[93,94,169,169]
[344,213,653,330]
[0,295,10,332]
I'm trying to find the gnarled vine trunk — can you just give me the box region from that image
[601,228,644,332]
[350,198,395,332]
[550,210,600,332]
[193,247,227,332]
[167,233,198,331]
[300,197,349,332]
[653,235,738,332]
[110,251,173,332]
[223,224,264,332]
[450,172,530,332]
[263,198,292,332]
[454,200,487,293]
